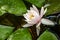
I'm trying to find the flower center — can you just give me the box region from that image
[29,14,34,20]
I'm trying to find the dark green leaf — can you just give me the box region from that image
[0,0,27,16]
[0,25,14,40]
[25,0,45,8]
[45,0,60,16]
[7,28,32,40]
[37,30,58,40]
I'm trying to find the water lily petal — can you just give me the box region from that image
[27,10,30,13]
[23,14,30,21]
[39,7,47,19]
[40,7,44,18]
[23,24,33,27]
[32,5,39,14]
[44,8,47,14]
[30,7,33,10]
[44,4,50,8]
[26,20,37,24]
[36,28,40,36]
[41,18,55,25]
[36,20,41,36]
[30,7,39,14]
[36,21,41,28]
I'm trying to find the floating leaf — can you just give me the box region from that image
[0,25,14,40]
[37,30,58,40]
[0,0,27,16]
[25,0,45,8]
[45,0,60,16]
[7,28,32,40]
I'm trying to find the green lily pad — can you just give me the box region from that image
[0,25,14,40]
[45,0,60,16]
[37,30,58,40]
[7,28,32,40]
[25,0,45,8]
[0,0,27,16]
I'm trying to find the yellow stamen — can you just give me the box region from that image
[29,14,34,19]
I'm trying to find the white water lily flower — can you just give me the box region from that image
[23,5,54,35]
[23,5,47,27]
